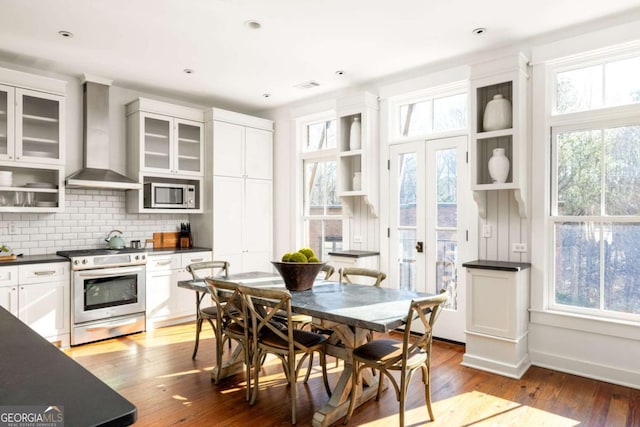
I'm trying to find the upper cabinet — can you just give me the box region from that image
[125,98,204,213]
[212,119,272,180]
[126,98,204,177]
[336,91,379,217]
[0,67,66,213]
[1,84,65,166]
[470,53,529,218]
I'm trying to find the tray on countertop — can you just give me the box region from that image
[0,254,17,261]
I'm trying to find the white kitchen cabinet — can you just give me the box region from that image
[126,98,204,214]
[0,67,67,213]
[470,53,529,218]
[336,91,379,217]
[461,260,531,379]
[192,108,274,273]
[145,250,212,329]
[127,98,204,177]
[0,262,70,347]
[0,84,65,165]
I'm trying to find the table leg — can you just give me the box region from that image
[211,341,245,383]
[311,322,385,427]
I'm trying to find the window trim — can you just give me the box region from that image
[547,49,640,323]
[296,111,346,257]
[387,81,468,144]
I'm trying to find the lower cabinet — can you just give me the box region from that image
[0,262,70,347]
[146,251,212,329]
[461,260,531,379]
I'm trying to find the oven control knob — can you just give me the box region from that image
[73,260,79,265]
[134,255,139,260]
[141,255,146,260]
[82,259,88,264]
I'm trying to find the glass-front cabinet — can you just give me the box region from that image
[134,109,203,177]
[0,67,66,212]
[0,86,64,165]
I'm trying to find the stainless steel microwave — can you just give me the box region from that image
[144,182,196,209]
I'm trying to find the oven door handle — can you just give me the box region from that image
[77,267,143,278]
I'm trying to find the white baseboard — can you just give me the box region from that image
[530,350,640,389]
[462,353,531,379]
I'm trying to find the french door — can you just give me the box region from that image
[389,135,475,342]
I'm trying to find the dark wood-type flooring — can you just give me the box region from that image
[64,323,640,426]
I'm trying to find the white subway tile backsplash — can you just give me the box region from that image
[0,189,190,255]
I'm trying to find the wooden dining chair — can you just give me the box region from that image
[344,291,449,427]
[338,267,387,287]
[204,278,253,400]
[187,260,230,359]
[238,284,331,424]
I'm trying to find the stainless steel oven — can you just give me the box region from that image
[58,249,147,345]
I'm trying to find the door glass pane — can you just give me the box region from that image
[554,222,600,308]
[21,95,60,159]
[604,125,640,215]
[436,230,457,309]
[0,91,7,155]
[177,122,201,172]
[605,223,640,314]
[144,117,171,169]
[398,153,417,227]
[398,229,417,291]
[556,130,601,215]
[436,148,457,227]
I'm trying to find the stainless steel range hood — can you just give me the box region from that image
[65,76,141,190]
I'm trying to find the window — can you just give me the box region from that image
[300,116,342,260]
[395,91,467,139]
[550,51,640,320]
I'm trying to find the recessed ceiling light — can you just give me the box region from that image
[335,70,345,76]
[183,68,195,74]
[262,93,271,98]
[58,30,74,38]
[244,20,262,30]
[472,27,487,36]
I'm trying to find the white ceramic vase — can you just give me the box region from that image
[483,94,512,131]
[349,117,361,150]
[488,148,510,183]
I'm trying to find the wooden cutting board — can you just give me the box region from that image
[0,254,17,261]
[153,232,180,248]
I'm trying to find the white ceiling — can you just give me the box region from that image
[1,0,640,112]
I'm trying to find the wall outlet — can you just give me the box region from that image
[482,224,492,238]
[353,235,363,243]
[8,222,18,235]
[512,243,527,253]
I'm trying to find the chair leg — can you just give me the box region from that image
[192,318,203,359]
[303,353,313,384]
[422,365,434,421]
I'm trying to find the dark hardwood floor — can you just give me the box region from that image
[64,323,640,426]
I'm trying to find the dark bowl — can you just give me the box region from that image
[271,261,325,291]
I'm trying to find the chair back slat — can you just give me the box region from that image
[402,291,449,365]
[204,278,247,331]
[187,260,229,281]
[338,267,387,287]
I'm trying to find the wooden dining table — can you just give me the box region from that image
[178,271,431,427]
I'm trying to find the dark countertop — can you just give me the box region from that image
[327,250,380,258]
[0,306,136,426]
[462,259,531,271]
[0,247,212,266]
